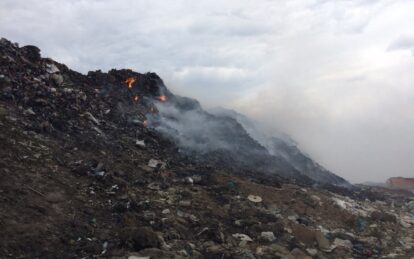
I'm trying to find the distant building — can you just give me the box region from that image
[386,177,414,189]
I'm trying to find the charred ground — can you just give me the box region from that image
[1,38,414,259]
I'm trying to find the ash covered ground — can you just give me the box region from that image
[1,38,414,258]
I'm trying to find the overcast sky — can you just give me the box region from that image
[1,0,414,183]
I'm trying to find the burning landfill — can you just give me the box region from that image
[0,38,414,259]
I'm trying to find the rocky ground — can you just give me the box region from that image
[1,38,414,259]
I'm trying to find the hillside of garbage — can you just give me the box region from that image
[1,38,414,258]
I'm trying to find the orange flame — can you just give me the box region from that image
[124,77,137,88]
[133,95,139,102]
[157,95,167,102]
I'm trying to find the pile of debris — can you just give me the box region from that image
[1,38,414,258]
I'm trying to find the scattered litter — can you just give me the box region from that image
[101,241,108,254]
[136,139,146,147]
[23,108,36,115]
[185,177,194,185]
[148,159,166,169]
[334,238,352,249]
[162,209,170,214]
[306,248,318,256]
[46,63,60,74]
[147,183,161,191]
[84,112,100,125]
[94,171,105,177]
[232,233,253,241]
[247,194,262,203]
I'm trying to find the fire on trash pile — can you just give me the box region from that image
[1,38,414,258]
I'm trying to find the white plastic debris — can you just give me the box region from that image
[101,241,108,254]
[232,233,253,242]
[247,195,262,203]
[84,112,100,125]
[332,197,347,209]
[135,140,145,147]
[94,171,105,177]
[148,159,166,169]
[288,215,298,222]
[162,209,170,214]
[23,108,36,115]
[306,248,318,256]
[147,183,161,190]
[46,63,60,74]
[92,126,104,136]
[185,177,194,185]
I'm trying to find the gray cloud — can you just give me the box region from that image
[1,0,414,183]
[387,35,414,52]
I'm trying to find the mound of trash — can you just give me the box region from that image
[1,38,414,258]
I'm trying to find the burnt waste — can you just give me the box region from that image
[147,89,348,187]
[7,38,414,259]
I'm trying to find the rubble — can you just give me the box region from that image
[260,231,276,242]
[147,159,166,169]
[1,38,414,258]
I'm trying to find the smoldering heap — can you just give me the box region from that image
[1,38,414,259]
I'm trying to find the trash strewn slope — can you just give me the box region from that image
[1,38,414,259]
